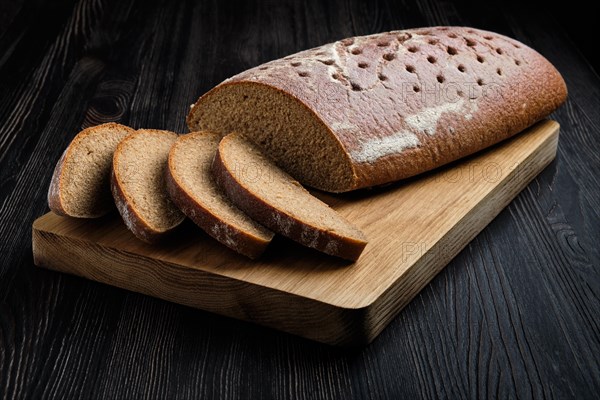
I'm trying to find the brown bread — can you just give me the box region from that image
[166,131,274,259]
[48,122,134,218]
[111,129,185,243]
[213,133,368,261]
[188,26,567,192]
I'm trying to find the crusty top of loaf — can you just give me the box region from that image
[199,26,566,187]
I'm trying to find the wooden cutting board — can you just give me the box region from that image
[32,120,559,346]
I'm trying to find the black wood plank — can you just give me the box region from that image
[1,0,599,398]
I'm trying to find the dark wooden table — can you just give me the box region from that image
[1,0,599,398]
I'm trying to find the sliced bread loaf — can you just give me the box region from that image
[189,27,567,192]
[166,131,274,259]
[213,133,368,261]
[48,122,135,218]
[112,129,185,243]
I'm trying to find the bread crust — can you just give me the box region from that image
[110,168,164,243]
[213,135,368,261]
[111,129,184,243]
[189,26,567,192]
[48,148,69,216]
[166,133,274,259]
[48,122,135,217]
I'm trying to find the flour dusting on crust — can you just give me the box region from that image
[324,240,339,255]
[210,224,236,248]
[405,99,465,135]
[300,226,320,248]
[352,130,420,163]
[47,149,67,212]
[113,183,137,234]
[352,97,480,163]
[271,212,293,235]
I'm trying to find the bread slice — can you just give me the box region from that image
[166,131,274,259]
[112,129,185,243]
[213,133,368,261]
[188,27,567,192]
[48,122,135,218]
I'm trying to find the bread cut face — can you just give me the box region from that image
[213,132,368,261]
[112,129,185,242]
[190,82,355,192]
[48,122,134,218]
[166,131,274,259]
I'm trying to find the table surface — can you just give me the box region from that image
[1,0,599,398]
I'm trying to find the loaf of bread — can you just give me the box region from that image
[188,26,567,192]
[166,131,274,259]
[112,129,185,243]
[48,123,134,217]
[213,132,368,261]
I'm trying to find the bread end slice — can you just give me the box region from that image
[48,122,135,218]
[213,133,368,261]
